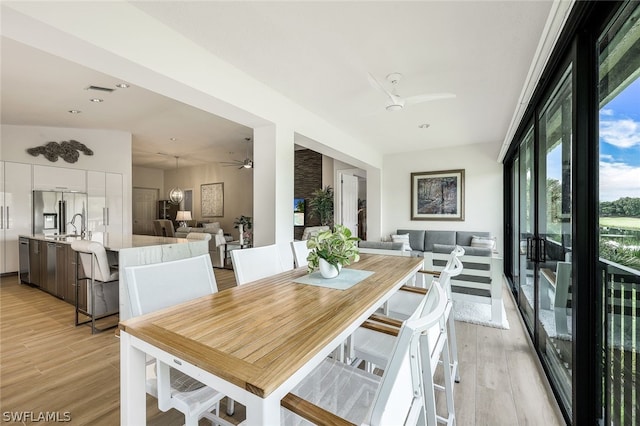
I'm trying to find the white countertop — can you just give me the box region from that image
[22,234,189,251]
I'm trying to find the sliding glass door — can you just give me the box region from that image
[517,127,535,332]
[504,1,639,423]
[597,3,640,424]
[537,66,573,413]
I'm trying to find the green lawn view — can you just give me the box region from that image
[600,217,640,230]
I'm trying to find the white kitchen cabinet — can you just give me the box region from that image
[2,162,32,273]
[87,171,122,236]
[105,172,123,235]
[33,165,86,192]
[87,171,106,234]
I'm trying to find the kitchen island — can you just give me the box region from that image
[18,234,209,325]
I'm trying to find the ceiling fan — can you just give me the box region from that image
[221,138,253,169]
[367,72,456,112]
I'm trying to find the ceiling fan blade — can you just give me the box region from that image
[367,72,401,105]
[403,93,456,105]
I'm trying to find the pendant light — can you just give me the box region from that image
[168,156,184,205]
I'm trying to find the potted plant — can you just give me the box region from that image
[308,186,334,227]
[233,215,252,245]
[306,224,360,278]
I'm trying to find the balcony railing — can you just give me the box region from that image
[599,258,639,425]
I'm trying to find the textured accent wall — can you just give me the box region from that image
[294,149,323,240]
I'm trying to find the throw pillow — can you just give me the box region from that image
[391,234,411,251]
[470,235,496,250]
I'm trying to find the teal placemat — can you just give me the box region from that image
[293,269,374,290]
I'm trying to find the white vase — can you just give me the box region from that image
[238,224,244,244]
[319,258,342,279]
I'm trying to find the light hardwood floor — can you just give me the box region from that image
[0,270,565,425]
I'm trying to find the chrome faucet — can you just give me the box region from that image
[68,213,86,238]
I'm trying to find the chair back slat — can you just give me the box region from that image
[125,254,217,316]
[231,244,286,285]
[290,240,311,268]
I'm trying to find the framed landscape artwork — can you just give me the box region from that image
[411,169,465,221]
[201,182,224,217]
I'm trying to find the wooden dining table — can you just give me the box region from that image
[119,253,423,425]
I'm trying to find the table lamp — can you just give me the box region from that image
[176,210,192,228]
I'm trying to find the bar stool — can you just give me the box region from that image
[71,240,119,334]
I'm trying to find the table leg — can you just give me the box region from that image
[244,394,281,426]
[120,332,147,425]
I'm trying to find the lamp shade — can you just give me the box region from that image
[176,211,192,221]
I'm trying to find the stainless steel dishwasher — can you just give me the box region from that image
[45,241,57,295]
[19,237,30,283]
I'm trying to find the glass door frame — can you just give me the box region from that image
[502,3,624,423]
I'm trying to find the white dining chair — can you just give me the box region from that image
[281,280,454,426]
[554,261,572,336]
[353,247,465,386]
[124,254,235,426]
[70,239,119,334]
[153,219,175,237]
[231,244,287,285]
[290,240,311,268]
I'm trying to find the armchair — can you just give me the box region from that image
[153,219,175,237]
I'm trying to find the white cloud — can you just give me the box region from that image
[599,161,640,201]
[600,118,640,148]
[600,154,615,162]
[600,108,614,116]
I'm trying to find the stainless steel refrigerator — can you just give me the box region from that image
[33,190,88,236]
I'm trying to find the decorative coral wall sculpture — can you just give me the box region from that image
[26,140,94,163]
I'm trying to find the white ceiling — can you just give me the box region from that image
[1,1,555,168]
[0,36,253,169]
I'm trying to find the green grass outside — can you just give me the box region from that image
[600,217,640,231]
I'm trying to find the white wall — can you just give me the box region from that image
[322,155,334,189]
[382,142,503,254]
[1,3,383,246]
[132,166,164,196]
[1,124,133,234]
[164,162,253,236]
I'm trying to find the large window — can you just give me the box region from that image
[597,3,640,424]
[504,1,639,423]
[537,67,573,413]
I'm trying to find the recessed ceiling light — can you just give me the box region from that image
[116,83,130,88]
[68,110,81,114]
[170,137,177,141]
[418,123,430,129]
[90,98,103,103]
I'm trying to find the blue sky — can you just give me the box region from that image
[544,77,639,202]
[599,77,640,201]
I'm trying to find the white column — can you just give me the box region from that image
[253,125,294,247]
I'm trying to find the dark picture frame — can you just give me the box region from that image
[411,169,465,221]
[201,182,224,217]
